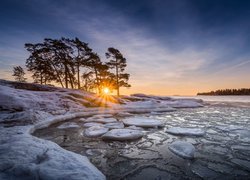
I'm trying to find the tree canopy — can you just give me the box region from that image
[106,47,131,96]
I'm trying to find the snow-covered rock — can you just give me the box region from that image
[122,117,163,128]
[0,126,105,180]
[81,117,117,124]
[166,127,205,136]
[57,122,80,129]
[84,126,109,137]
[102,129,143,141]
[168,141,195,159]
[104,122,124,129]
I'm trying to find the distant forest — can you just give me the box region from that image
[197,88,250,95]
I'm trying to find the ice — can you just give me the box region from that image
[215,125,244,132]
[233,129,250,142]
[83,122,104,128]
[81,117,117,124]
[191,163,220,179]
[165,127,205,136]
[231,159,250,171]
[57,122,80,129]
[166,99,203,108]
[104,122,124,129]
[122,117,163,128]
[168,141,195,159]
[84,126,109,137]
[102,129,143,141]
[126,125,144,130]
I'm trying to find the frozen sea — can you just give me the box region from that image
[34,96,250,179]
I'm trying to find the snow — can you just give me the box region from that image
[122,117,163,128]
[84,126,109,137]
[168,141,195,159]
[57,122,80,129]
[104,122,124,129]
[102,129,144,141]
[166,127,205,136]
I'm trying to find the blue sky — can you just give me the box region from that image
[1,0,250,95]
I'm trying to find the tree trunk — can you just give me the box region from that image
[69,73,74,89]
[50,61,64,88]
[40,73,43,84]
[94,68,101,94]
[115,60,119,96]
[65,64,68,88]
[77,64,80,89]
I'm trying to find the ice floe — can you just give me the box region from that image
[84,126,109,137]
[102,129,143,141]
[104,122,124,129]
[83,122,104,128]
[126,125,144,130]
[81,117,117,124]
[168,141,195,159]
[165,127,205,136]
[122,117,163,128]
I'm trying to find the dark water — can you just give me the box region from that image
[33,104,250,179]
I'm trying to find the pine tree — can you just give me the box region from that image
[12,66,27,82]
[106,47,130,96]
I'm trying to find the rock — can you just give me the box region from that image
[102,129,143,141]
[83,122,104,128]
[166,127,205,136]
[122,117,163,128]
[168,141,195,159]
[84,126,109,137]
[104,122,124,129]
[57,122,80,129]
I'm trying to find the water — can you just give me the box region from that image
[172,95,250,103]
[33,100,250,179]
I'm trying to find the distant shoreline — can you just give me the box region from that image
[197,88,250,96]
[197,94,250,96]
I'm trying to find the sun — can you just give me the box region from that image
[103,87,110,95]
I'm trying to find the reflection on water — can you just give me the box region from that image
[33,103,250,179]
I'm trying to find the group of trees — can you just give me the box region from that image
[12,37,130,96]
[197,88,250,95]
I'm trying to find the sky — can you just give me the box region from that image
[0,0,250,95]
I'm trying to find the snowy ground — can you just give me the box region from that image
[0,80,203,179]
